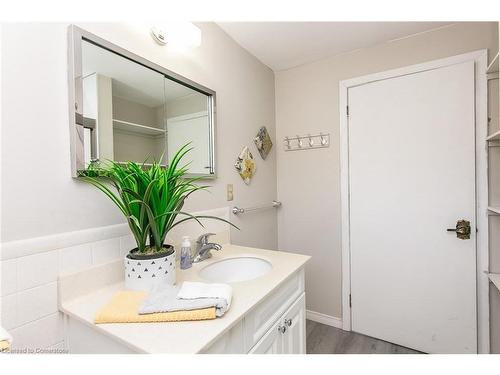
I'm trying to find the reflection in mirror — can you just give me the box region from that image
[166,86,210,175]
[78,37,214,176]
[82,40,166,167]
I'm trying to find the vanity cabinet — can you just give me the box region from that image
[249,293,305,354]
[60,246,310,354]
[204,269,306,354]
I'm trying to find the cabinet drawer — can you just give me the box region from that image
[243,268,305,352]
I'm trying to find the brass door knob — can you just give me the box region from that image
[447,220,471,240]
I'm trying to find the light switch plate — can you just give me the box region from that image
[227,184,234,201]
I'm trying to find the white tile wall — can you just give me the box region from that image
[17,282,58,326]
[1,233,132,350]
[1,258,17,296]
[119,234,137,258]
[59,243,92,274]
[17,251,58,291]
[0,207,230,352]
[9,313,64,351]
[91,238,120,265]
[1,294,17,330]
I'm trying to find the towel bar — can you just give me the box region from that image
[232,201,282,215]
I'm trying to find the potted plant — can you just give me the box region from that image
[80,144,236,291]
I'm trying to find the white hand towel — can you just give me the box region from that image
[139,282,232,317]
[177,281,232,315]
[0,326,12,343]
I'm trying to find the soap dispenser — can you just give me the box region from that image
[180,236,192,270]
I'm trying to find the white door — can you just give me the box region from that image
[282,293,306,354]
[250,294,306,354]
[249,319,284,354]
[167,112,210,174]
[348,61,477,353]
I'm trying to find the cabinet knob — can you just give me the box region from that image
[285,318,292,327]
[277,325,287,334]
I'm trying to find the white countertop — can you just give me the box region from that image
[59,245,310,353]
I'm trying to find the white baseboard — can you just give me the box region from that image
[306,310,343,329]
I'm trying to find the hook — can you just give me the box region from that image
[285,136,291,149]
[320,133,327,146]
[297,135,303,148]
[308,134,314,147]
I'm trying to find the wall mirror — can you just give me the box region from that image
[68,25,216,178]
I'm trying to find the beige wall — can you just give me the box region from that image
[1,22,278,250]
[275,22,499,350]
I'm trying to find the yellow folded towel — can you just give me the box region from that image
[95,291,216,324]
[0,340,10,352]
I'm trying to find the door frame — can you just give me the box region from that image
[339,50,489,353]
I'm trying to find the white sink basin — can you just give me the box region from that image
[199,256,272,283]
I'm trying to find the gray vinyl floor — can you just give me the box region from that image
[306,320,422,354]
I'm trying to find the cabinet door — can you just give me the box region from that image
[282,293,306,354]
[249,319,284,354]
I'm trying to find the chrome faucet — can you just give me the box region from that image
[191,233,222,263]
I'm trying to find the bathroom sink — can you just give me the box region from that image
[198,256,272,283]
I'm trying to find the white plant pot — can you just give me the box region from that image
[124,248,176,291]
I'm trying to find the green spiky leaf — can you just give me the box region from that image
[80,144,239,254]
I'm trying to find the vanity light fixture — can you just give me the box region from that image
[151,22,201,48]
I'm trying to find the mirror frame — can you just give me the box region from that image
[67,25,217,178]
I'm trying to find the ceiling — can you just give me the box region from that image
[217,22,454,71]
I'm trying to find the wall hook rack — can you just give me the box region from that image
[283,133,330,151]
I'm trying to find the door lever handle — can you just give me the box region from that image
[447,219,471,240]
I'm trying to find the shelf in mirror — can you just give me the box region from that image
[488,273,500,292]
[488,206,500,215]
[486,52,499,74]
[113,119,165,136]
[486,130,500,142]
